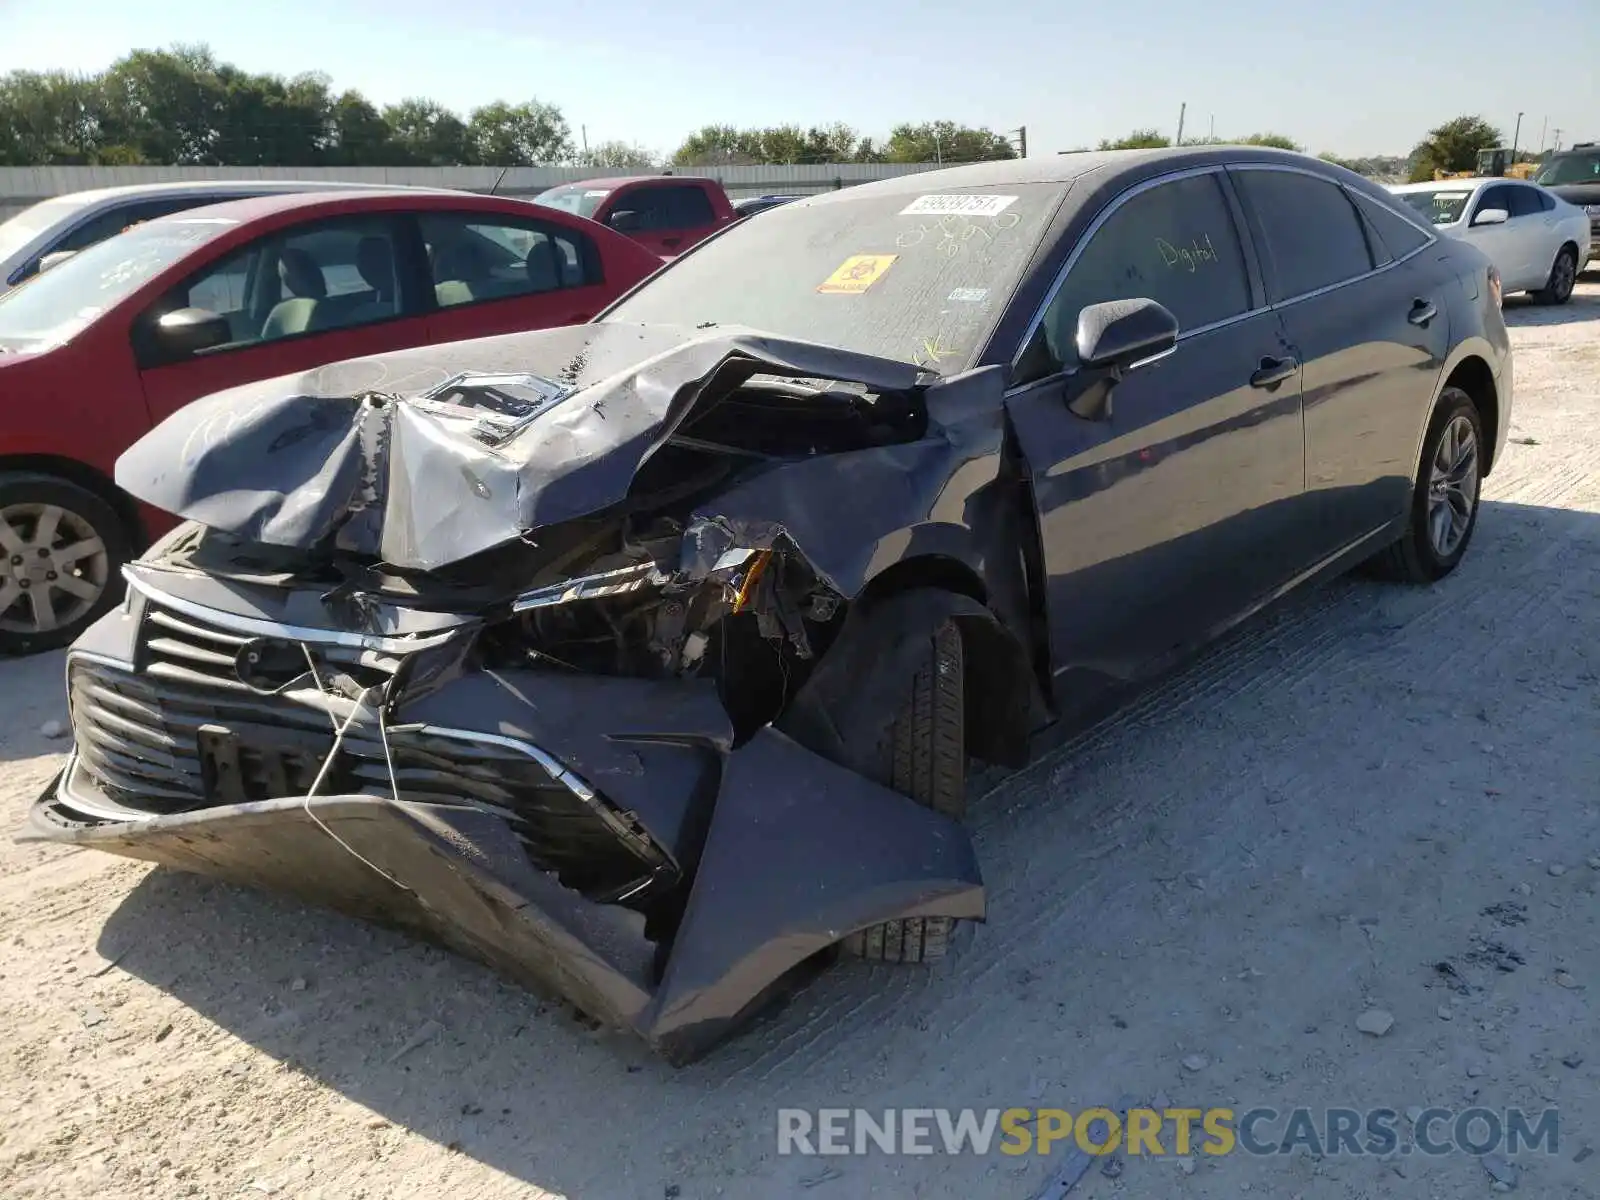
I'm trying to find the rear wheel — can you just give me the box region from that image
[1366,387,1484,584]
[1531,246,1578,305]
[0,473,131,656]
[842,619,966,964]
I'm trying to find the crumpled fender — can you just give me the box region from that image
[779,586,1035,776]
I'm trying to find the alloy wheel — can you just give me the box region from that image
[1553,252,1577,301]
[0,503,110,636]
[1426,414,1479,559]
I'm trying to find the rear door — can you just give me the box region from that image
[417,209,615,342]
[1231,166,1451,558]
[602,184,720,257]
[1004,168,1306,700]
[133,212,430,425]
[1505,183,1561,284]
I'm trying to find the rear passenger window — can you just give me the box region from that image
[1235,169,1373,300]
[1352,193,1431,259]
[1505,186,1547,218]
[419,212,598,309]
[1020,173,1252,378]
[608,185,714,232]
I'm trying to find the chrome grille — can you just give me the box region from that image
[66,600,669,900]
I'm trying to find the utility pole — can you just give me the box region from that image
[1538,116,1548,152]
[581,125,589,154]
[1209,114,1215,141]
[1553,128,1563,152]
[1175,101,1186,146]
[1510,112,1523,161]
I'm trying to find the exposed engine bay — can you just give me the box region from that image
[26,322,1034,1062]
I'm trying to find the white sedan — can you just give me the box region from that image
[1389,177,1591,304]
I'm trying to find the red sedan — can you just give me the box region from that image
[0,189,662,654]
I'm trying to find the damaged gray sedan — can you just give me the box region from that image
[24,149,1511,1062]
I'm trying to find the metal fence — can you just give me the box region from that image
[0,162,949,219]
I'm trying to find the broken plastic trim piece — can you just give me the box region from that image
[121,569,470,655]
[508,547,767,614]
[511,562,669,613]
[392,723,599,802]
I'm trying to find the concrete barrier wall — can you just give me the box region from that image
[0,163,948,219]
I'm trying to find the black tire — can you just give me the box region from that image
[1366,387,1484,584]
[1531,246,1578,305]
[0,472,133,656]
[842,619,966,964]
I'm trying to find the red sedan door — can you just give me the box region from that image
[418,208,651,344]
[135,211,433,426]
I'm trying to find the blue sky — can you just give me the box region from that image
[2,0,1596,159]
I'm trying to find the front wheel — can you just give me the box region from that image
[1367,388,1484,584]
[1531,246,1578,305]
[842,619,966,964]
[0,473,132,656]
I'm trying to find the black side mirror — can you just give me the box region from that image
[1065,298,1179,421]
[608,210,640,232]
[155,307,233,357]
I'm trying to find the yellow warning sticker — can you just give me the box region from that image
[817,254,898,294]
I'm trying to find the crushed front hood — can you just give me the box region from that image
[117,322,928,572]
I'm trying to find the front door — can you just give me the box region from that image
[134,213,431,425]
[1004,170,1306,705]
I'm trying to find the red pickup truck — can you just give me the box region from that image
[532,175,738,259]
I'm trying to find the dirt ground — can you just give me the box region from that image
[3,285,1598,1200]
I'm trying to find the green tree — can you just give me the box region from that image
[382,97,470,165]
[0,70,105,164]
[575,140,658,170]
[328,90,395,165]
[1097,129,1171,150]
[671,124,760,166]
[1234,132,1300,151]
[1407,115,1501,182]
[466,99,572,166]
[885,121,1016,163]
[98,46,228,164]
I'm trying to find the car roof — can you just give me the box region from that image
[794,145,1348,207]
[144,188,525,225]
[37,179,453,208]
[557,176,716,190]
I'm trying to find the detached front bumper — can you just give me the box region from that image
[23,574,983,1063]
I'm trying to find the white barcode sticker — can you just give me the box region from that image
[900,194,1018,217]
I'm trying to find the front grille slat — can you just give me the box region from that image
[66,598,671,903]
[145,636,240,668]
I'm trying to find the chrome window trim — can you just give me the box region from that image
[122,568,472,654]
[1008,161,1441,384]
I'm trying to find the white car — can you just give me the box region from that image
[1388,177,1591,304]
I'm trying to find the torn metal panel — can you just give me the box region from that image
[116,322,933,572]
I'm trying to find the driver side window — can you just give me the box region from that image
[1016,173,1252,384]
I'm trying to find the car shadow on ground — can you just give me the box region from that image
[88,497,1600,1197]
[1503,286,1600,327]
